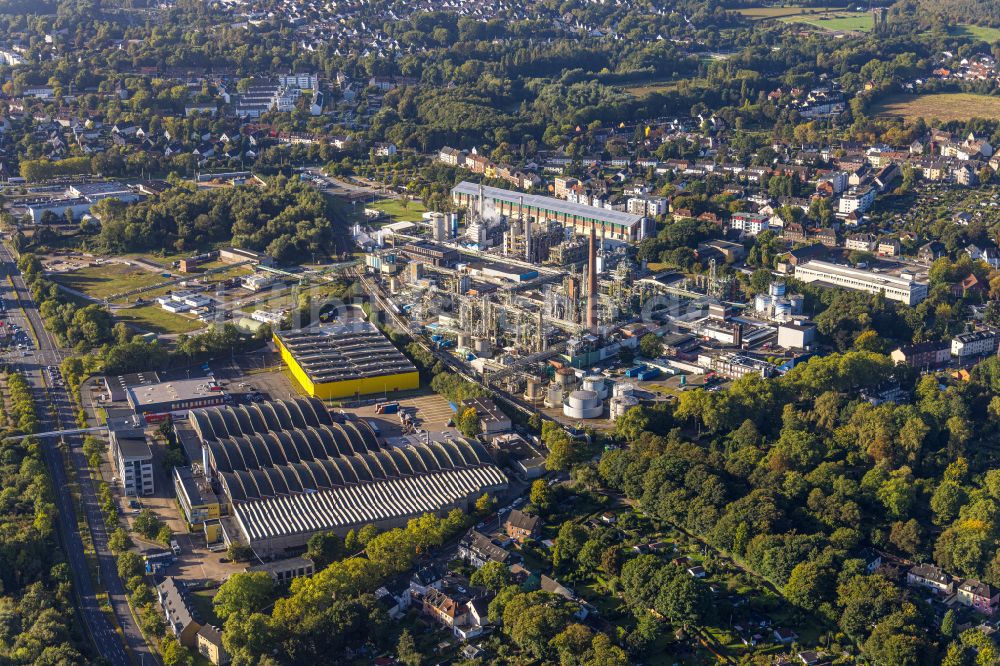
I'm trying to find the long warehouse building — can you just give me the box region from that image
[451,181,649,243]
[189,397,508,559]
[274,321,419,399]
[793,259,929,306]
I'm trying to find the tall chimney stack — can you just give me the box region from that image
[521,196,531,263]
[587,223,598,333]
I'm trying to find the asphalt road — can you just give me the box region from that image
[0,241,156,666]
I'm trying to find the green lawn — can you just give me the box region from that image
[368,197,427,222]
[114,305,205,335]
[190,588,222,626]
[51,262,169,301]
[778,10,873,32]
[871,92,1000,122]
[734,5,848,19]
[949,24,1000,43]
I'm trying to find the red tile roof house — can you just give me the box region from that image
[957,580,1000,616]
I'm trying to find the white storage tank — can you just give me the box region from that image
[613,382,635,398]
[610,395,639,420]
[774,301,791,319]
[582,374,607,399]
[769,281,786,297]
[563,389,603,419]
[788,293,804,314]
[754,294,771,312]
[544,383,563,409]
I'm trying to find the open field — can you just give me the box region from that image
[871,92,1000,122]
[113,304,204,334]
[734,5,848,19]
[950,24,1000,43]
[50,262,167,300]
[778,10,872,32]
[368,196,427,222]
[623,80,683,98]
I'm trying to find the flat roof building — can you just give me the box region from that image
[110,424,154,497]
[274,322,419,399]
[451,181,647,243]
[794,260,929,305]
[127,378,226,420]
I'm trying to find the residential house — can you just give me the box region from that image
[918,241,945,263]
[410,564,445,597]
[952,329,999,359]
[505,509,541,543]
[157,577,202,648]
[196,626,230,665]
[877,237,900,257]
[957,580,999,616]
[906,564,954,595]
[890,341,951,369]
[845,233,877,252]
[458,529,511,568]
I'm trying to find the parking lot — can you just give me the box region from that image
[352,391,458,438]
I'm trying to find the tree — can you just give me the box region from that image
[108,528,132,554]
[552,522,588,573]
[116,551,144,580]
[544,424,578,471]
[457,407,481,438]
[529,479,554,512]
[614,406,649,441]
[161,637,192,666]
[305,531,344,568]
[132,509,162,539]
[941,609,956,638]
[213,572,274,621]
[638,334,662,359]
[397,629,422,666]
[471,560,512,592]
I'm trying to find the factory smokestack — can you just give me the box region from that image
[587,223,597,333]
[522,196,531,263]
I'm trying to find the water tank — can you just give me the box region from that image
[774,301,791,319]
[563,389,603,419]
[769,281,786,297]
[544,384,563,409]
[613,382,635,398]
[582,375,607,399]
[754,294,771,312]
[788,294,804,314]
[610,395,639,420]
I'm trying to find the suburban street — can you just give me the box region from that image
[0,240,156,666]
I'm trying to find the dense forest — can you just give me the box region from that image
[89,177,338,258]
[596,351,1000,663]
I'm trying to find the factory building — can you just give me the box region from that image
[451,181,648,243]
[189,397,508,559]
[794,260,929,306]
[126,378,226,422]
[274,322,419,399]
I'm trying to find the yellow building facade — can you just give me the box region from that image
[274,333,420,399]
